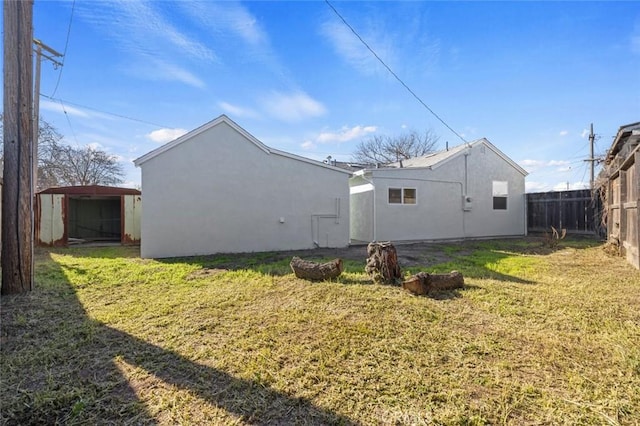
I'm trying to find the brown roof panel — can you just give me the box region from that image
[38,185,141,196]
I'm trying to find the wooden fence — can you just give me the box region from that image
[526,189,602,235]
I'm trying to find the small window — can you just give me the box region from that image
[493,197,507,210]
[492,181,508,210]
[388,187,417,204]
[388,188,402,204]
[403,188,417,204]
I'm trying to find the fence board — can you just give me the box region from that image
[527,189,602,234]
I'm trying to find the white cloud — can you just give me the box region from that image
[552,180,588,191]
[581,129,590,138]
[130,59,205,88]
[40,100,89,118]
[548,160,570,167]
[77,1,214,88]
[525,181,552,193]
[77,1,216,62]
[519,159,545,169]
[261,91,326,122]
[559,130,569,136]
[87,142,103,150]
[519,159,573,174]
[320,5,438,77]
[317,125,377,144]
[218,101,259,119]
[146,128,188,143]
[182,1,267,47]
[321,20,381,74]
[178,1,289,79]
[155,62,205,88]
[301,140,316,150]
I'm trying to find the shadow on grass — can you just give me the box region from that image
[0,253,358,425]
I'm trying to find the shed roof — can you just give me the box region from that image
[368,138,528,176]
[605,121,640,164]
[38,185,141,196]
[133,115,352,175]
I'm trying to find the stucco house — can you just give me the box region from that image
[134,115,351,258]
[349,138,528,243]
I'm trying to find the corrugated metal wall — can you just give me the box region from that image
[35,192,142,246]
[123,194,141,244]
[36,193,66,246]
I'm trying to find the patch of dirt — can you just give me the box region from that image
[186,268,228,280]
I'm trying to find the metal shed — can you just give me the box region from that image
[35,185,141,247]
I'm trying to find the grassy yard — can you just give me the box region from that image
[1,237,639,425]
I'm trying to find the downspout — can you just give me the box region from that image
[311,197,341,247]
[360,173,377,241]
[463,150,470,237]
[464,151,469,196]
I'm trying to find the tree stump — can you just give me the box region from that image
[365,242,402,285]
[290,257,343,281]
[402,271,464,296]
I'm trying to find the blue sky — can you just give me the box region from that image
[8,1,640,191]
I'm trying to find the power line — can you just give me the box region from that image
[324,0,466,143]
[40,93,170,128]
[50,0,75,97]
[57,98,80,145]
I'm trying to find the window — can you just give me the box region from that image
[403,188,417,204]
[388,187,417,205]
[388,188,402,204]
[492,181,508,210]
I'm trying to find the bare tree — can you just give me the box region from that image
[1,113,125,189]
[52,146,124,185]
[352,129,440,165]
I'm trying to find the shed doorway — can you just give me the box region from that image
[68,196,122,242]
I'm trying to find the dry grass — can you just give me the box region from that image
[1,238,639,425]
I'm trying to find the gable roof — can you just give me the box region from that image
[378,138,528,176]
[605,121,640,164]
[133,115,352,175]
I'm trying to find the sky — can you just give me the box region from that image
[4,1,640,191]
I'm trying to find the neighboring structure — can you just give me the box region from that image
[133,115,351,258]
[603,121,640,269]
[349,138,528,243]
[36,185,141,246]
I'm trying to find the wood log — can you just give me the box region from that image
[365,242,402,285]
[402,271,464,296]
[290,257,343,281]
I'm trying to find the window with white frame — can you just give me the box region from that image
[492,181,508,210]
[388,187,417,204]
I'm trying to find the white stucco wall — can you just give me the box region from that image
[349,177,374,242]
[349,141,526,243]
[463,142,527,238]
[137,119,350,258]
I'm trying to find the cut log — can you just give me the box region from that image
[402,271,464,296]
[290,257,343,281]
[365,242,402,285]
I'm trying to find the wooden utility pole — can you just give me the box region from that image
[2,0,34,294]
[588,123,595,190]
